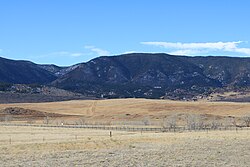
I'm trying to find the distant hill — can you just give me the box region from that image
[53,53,250,98]
[2,53,250,100]
[0,83,94,103]
[0,57,56,84]
[184,56,250,87]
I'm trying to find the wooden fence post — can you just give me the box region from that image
[110,131,112,137]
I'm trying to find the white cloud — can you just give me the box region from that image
[141,41,250,56]
[122,51,138,54]
[84,45,110,56]
[229,47,250,55]
[70,53,84,57]
[169,49,203,55]
[38,51,85,58]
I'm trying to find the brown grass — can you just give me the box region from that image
[1,99,250,123]
[0,125,249,166]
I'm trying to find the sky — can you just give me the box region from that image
[0,0,250,66]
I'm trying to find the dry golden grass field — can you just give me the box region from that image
[1,99,250,166]
[0,125,250,167]
[1,99,250,122]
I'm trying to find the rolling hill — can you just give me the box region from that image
[0,57,56,84]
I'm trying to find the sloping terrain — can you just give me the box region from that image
[52,53,250,99]
[0,57,56,84]
[0,107,72,122]
[2,53,250,100]
[37,64,80,77]
[0,84,93,103]
[185,56,250,87]
[1,99,250,125]
[0,107,63,117]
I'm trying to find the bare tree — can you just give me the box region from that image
[196,115,205,130]
[243,115,250,127]
[43,116,50,124]
[211,117,220,130]
[0,116,4,122]
[185,114,205,130]
[4,115,12,123]
[186,114,197,130]
[26,119,35,124]
[224,117,234,128]
[142,117,151,126]
[75,117,85,125]
[163,115,177,130]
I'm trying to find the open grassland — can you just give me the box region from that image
[0,125,250,167]
[1,99,250,121]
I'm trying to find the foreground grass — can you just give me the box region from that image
[0,126,250,166]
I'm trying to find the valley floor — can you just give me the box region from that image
[1,99,250,124]
[0,126,249,167]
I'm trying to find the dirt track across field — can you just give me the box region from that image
[1,99,250,124]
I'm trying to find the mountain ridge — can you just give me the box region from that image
[1,53,250,100]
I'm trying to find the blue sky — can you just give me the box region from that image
[0,0,250,66]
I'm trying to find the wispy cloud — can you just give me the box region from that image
[120,51,162,55]
[69,53,84,57]
[38,51,85,58]
[84,45,110,56]
[141,41,250,56]
[168,49,202,55]
[122,51,138,54]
